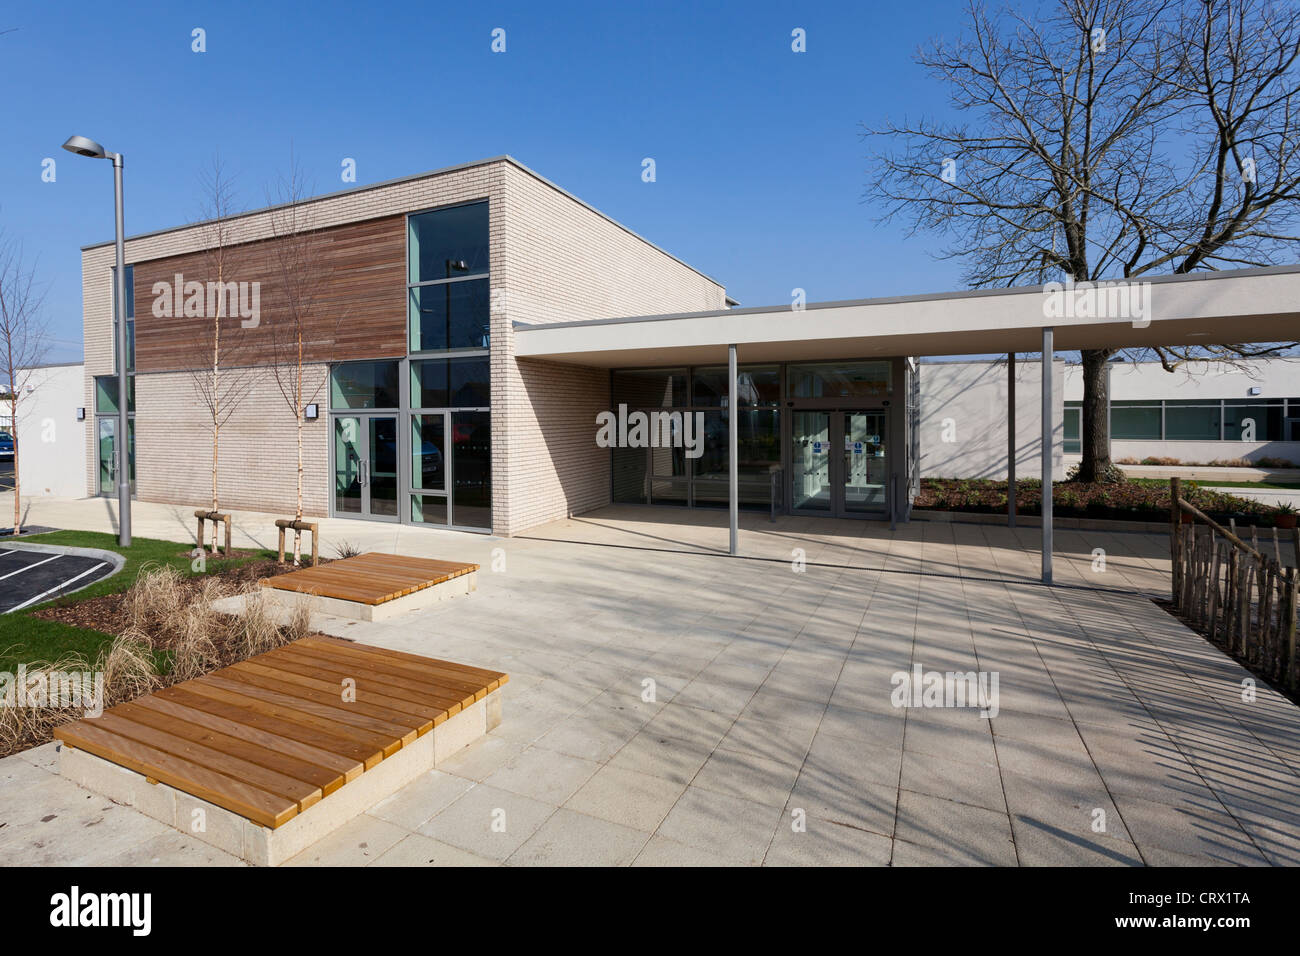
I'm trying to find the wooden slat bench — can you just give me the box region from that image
[55,636,507,864]
[261,553,479,621]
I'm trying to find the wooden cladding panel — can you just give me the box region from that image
[131,214,408,373]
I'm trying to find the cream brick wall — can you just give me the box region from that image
[80,156,727,535]
[134,366,330,516]
[493,164,725,535]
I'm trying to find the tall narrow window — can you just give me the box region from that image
[407,202,490,353]
[402,200,492,531]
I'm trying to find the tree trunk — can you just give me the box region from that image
[1078,348,1115,482]
[10,394,19,535]
[293,408,303,566]
[212,306,220,533]
[293,330,304,566]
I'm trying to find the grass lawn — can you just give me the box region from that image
[0,530,277,672]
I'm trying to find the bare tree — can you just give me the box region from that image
[0,232,49,534]
[185,156,255,546]
[866,0,1300,481]
[265,159,334,565]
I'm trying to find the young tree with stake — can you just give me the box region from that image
[0,232,49,535]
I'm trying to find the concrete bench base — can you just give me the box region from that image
[262,570,476,622]
[59,686,503,867]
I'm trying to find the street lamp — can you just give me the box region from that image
[62,135,130,547]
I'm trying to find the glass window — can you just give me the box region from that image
[94,375,134,415]
[692,366,780,407]
[411,357,489,408]
[410,493,448,525]
[411,414,446,491]
[689,410,782,509]
[1111,401,1162,440]
[408,202,489,283]
[409,279,491,352]
[789,361,891,399]
[330,361,399,409]
[1223,402,1284,441]
[1064,405,1081,455]
[614,446,651,505]
[411,360,448,408]
[1164,403,1221,440]
[612,369,687,408]
[451,411,492,529]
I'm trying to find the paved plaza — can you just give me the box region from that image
[1,496,1297,866]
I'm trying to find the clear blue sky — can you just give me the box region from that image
[2,0,970,363]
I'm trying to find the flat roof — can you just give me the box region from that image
[81,155,723,287]
[513,264,1300,367]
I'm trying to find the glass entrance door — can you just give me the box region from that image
[792,411,833,512]
[790,409,887,517]
[842,411,887,515]
[333,415,400,521]
[96,418,135,497]
[97,418,116,496]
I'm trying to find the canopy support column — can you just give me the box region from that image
[728,343,739,556]
[1008,352,1016,528]
[1041,328,1054,585]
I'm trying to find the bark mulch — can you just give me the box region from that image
[31,558,309,640]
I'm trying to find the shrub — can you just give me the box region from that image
[332,540,364,559]
[235,589,291,659]
[98,632,159,706]
[0,653,93,755]
[124,563,186,635]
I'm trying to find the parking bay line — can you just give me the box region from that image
[0,553,60,581]
[6,562,109,614]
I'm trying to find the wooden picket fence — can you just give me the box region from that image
[1169,477,1300,690]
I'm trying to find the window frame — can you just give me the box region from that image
[405,199,491,357]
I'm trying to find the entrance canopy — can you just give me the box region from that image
[513,264,1300,582]
[514,264,1300,366]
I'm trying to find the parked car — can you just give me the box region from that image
[0,431,13,460]
[418,440,443,487]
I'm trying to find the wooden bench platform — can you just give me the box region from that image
[265,553,478,605]
[55,636,507,853]
[260,553,479,621]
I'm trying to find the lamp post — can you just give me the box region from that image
[62,135,130,547]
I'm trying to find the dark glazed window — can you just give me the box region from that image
[409,279,491,352]
[330,361,400,409]
[408,202,489,283]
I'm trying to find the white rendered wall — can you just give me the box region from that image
[917,358,1064,481]
[14,364,87,498]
